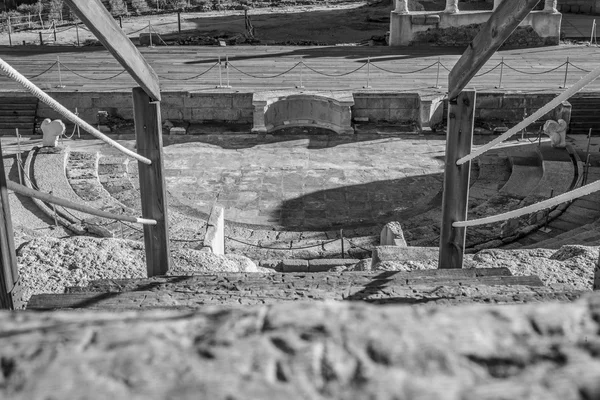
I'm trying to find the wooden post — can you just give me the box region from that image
[0,141,24,309]
[7,17,12,47]
[438,90,476,269]
[132,87,171,276]
[75,23,80,46]
[39,31,43,45]
[177,12,181,34]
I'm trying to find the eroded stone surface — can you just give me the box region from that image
[2,297,600,399]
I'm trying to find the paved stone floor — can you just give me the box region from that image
[161,134,446,229]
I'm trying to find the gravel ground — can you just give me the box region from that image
[16,235,597,302]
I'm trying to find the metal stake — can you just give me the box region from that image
[217,55,223,87]
[177,12,181,34]
[496,57,504,89]
[56,56,65,88]
[226,54,231,88]
[340,229,345,259]
[7,17,12,47]
[52,21,57,42]
[560,57,569,88]
[75,23,80,46]
[118,16,122,28]
[28,13,31,29]
[434,57,441,89]
[148,21,153,47]
[367,57,371,88]
[297,59,305,89]
[591,19,597,45]
[39,32,43,46]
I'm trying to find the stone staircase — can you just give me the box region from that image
[504,151,600,249]
[0,96,38,136]
[568,92,600,136]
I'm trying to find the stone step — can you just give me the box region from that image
[27,269,547,310]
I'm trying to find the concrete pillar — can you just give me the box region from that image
[445,0,459,14]
[544,0,557,13]
[394,0,409,14]
[493,0,502,10]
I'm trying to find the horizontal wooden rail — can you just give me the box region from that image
[7,180,156,225]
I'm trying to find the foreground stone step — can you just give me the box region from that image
[4,295,600,399]
[26,269,551,310]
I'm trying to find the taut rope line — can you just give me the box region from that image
[0,57,151,165]
[457,63,600,166]
[453,179,600,228]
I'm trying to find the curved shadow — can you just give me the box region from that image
[274,174,443,231]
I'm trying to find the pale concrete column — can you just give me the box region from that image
[394,0,409,14]
[445,0,459,14]
[493,0,502,10]
[544,0,557,13]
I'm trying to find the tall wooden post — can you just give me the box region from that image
[132,87,171,276]
[0,142,24,309]
[438,90,475,269]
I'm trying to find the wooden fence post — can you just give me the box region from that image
[132,87,171,276]
[438,89,476,269]
[0,141,24,309]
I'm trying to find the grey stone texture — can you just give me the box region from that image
[3,296,600,398]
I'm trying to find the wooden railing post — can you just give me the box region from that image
[0,141,24,309]
[438,89,475,269]
[132,87,171,276]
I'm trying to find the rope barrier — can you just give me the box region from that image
[569,62,591,73]
[457,62,600,166]
[158,62,219,80]
[226,235,338,250]
[25,61,57,79]
[473,63,502,77]
[7,180,156,225]
[453,179,600,228]
[302,62,366,77]
[0,57,151,165]
[228,62,301,79]
[369,61,439,75]
[58,62,127,80]
[502,61,567,75]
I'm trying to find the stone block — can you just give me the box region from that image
[501,95,526,109]
[308,258,360,272]
[282,259,308,272]
[380,222,408,247]
[476,95,502,109]
[232,94,253,109]
[389,108,418,122]
[388,96,419,109]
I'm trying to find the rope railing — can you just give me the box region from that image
[7,55,594,92]
[453,179,600,228]
[457,62,600,166]
[0,57,152,165]
[7,180,156,225]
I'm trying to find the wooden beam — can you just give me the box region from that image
[448,0,540,99]
[438,90,475,269]
[0,141,24,309]
[63,0,161,101]
[132,87,171,276]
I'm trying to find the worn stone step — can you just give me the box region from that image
[27,272,546,310]
[62,269,515,294]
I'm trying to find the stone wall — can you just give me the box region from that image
[390,9,562,47]
[352,92,420,123]
[558,0,600,14]
[30,91,255,125]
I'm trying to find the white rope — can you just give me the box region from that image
[0,57,152,165]
[7,180,157,225]
[457,63,600,166]
[453,179,600,228]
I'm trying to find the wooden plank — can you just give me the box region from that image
[448,0,541,100]
[62,0,161,101]
[132,87,171,276]
[63,268,515,293]
[0,141,24,310]
[27,275,548,310]
[439,90,476,269]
